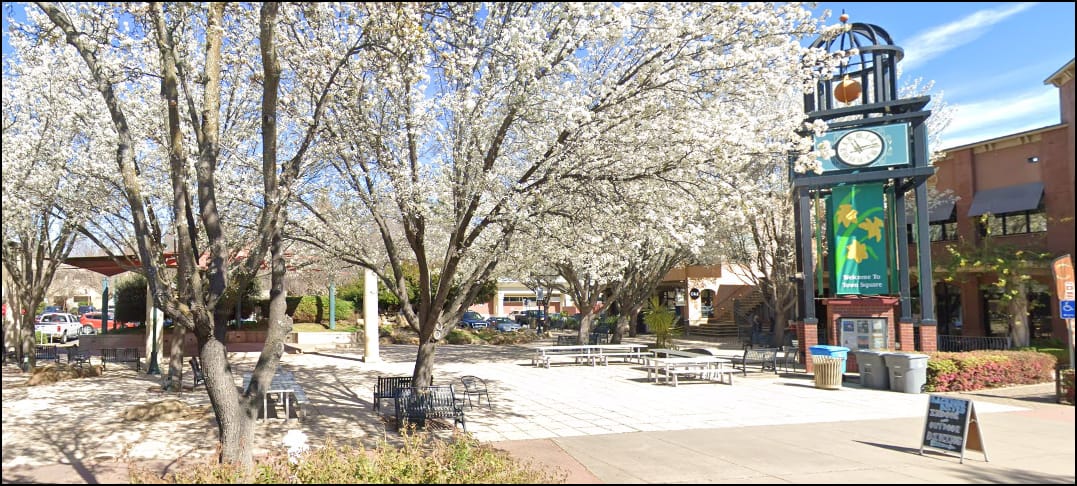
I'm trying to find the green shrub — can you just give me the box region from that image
[441,327,538,346]
[114,274,148,323]
[129,431,565,484]
[925,350,1055,392]
[445,328,478,345]
[1062,368,1075,405]
[1033,348,1069,365]
[285,296,355,324]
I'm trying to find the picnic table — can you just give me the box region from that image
[532,343,650,368]
[242,368,308,423]
[644,351,735,386]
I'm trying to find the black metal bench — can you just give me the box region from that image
[394,385,466,432]
[189,357,205,387]
[734,347,778,376]
[374,375,432,411]
[101,347,142,371]
[66,347,91,368]
[34,345,61,363]
[556,335,579,346]
[588,331,611,345]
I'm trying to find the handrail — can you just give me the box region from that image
[936,335,1012,352]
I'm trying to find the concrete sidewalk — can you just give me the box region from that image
[495,386,1074,483]
[2,337,1073,484]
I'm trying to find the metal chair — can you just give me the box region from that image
[458,375,491,409]
[779,343,801,373]
[189,357,205,387]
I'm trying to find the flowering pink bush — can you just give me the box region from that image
[925,350,1055,392]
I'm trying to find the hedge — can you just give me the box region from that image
[281,296,355,324]
[925,350,1056,392]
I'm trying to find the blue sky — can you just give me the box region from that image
[4,3,1074,150]
[813,2,1075,149]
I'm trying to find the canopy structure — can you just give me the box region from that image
[61,255,144,276]
[967,182,1044,217]
[62,252,187,276]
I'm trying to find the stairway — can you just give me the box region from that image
[687,288,765,341]
[685,320,739,339]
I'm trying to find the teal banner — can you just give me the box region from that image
[831,184,889,295]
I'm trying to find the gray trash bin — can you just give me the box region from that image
[883,353,929,393]
[852,350,891,390]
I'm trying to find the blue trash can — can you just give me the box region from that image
[809,345,851,374]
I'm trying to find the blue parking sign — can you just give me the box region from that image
[1062,300,1076,319]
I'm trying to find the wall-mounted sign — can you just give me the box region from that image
[811,122,910,174]
[920,395,988,464]
[689,288,700,299]
[1053,254,1074,301]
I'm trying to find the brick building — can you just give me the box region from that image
[928,58,1075,342]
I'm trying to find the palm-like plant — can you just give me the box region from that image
[643,296,679,349]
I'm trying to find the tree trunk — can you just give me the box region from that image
[197,332,255,467]
[612,314,630,344]
[414,339,437,387]
[576,313,596,343]
[165,324,186,392]
[19,313,36,371]
[1009,288,1030,348]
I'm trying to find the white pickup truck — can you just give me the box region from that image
[35,313,83,343]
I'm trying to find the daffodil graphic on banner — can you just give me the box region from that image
[830,184,889,295]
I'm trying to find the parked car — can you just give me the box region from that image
[516,309,546,328]
[34,313,83,343]
[79,312,134,333]
[458,311,488,329]
[42,305,64,315]
[487,316,521,332]
[77,304,96,316]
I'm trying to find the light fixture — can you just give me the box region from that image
[1027,156,1040,164]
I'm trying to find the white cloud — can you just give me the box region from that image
[902,3,1037,71]
[938,88,1059,148]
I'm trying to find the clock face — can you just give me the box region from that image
[835,129,885,167]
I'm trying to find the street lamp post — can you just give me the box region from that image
[101,278,109,334]
[329,273,336,330]
[147,306,161,375]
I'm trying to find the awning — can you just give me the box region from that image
[967,182,1044,217]
[928,199,956,222]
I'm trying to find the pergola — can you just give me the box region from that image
[63,254,168,374]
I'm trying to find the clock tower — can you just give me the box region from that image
[790,15,938,366]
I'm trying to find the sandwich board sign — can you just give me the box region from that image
[920,395,988,463]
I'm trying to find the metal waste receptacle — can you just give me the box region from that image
[883,353,929,393]
[852,350,891,390]
[812,356,844,390]
[810,345,850,374]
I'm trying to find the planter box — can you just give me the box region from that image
[78,334,145,354]
[226,330,268,343]
[291,331,359,348]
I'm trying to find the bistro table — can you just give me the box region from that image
[242,368,303,423]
